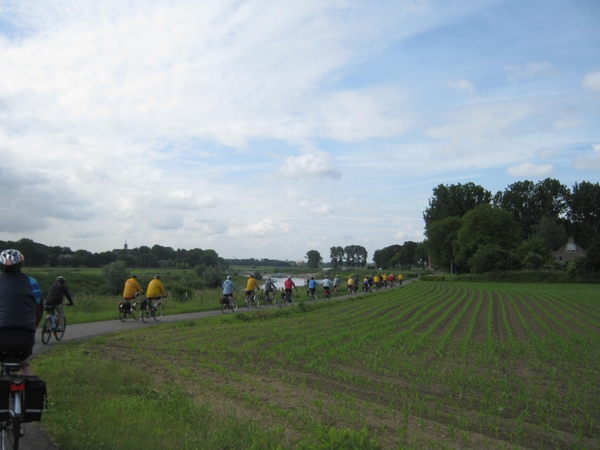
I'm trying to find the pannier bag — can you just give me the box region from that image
[220,297,230,305]
[0,377,9,421]
[118,301,131,312]
[44,304,55,313]
[23,376,47,422]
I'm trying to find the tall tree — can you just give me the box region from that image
[425,217,462,270]
[423,182,491,229]
[568,181,600,248]
[493,178,570,237]
[455,204,523,270]
[329,246,344,268]
[305,250,322,269]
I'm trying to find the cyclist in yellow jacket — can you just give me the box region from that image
[147,274,167,299]
[245,274,260,297]
[123,275,144,300]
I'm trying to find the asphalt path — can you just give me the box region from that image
[22,282,411,449]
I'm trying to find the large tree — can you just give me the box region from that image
[305,250,322,269]
[455,204,523,270]
[423,182,491,229]
[425,216,462,270]
[329,246,345,268]
[568,181,600,249]
[493,178,570,237]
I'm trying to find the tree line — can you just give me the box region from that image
[423,179,600,274]
[0,239,227,270]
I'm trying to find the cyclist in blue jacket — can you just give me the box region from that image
[0,249,43,375]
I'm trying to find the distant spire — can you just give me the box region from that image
[124,240,128,251]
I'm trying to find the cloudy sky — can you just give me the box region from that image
[0,0,598,262]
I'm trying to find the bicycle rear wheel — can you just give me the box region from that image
[55,317,66,341]
[153,303,164,322]
[2,414,20,449]
[253,295,259,307]
[142,305,151,323]
[231,302,238,312]
[132,302,142,320]
[119,306,128,322]
[41,317,52,345]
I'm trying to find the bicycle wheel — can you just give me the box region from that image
[2,413,19,450]
[253,295,259,307]
[153,303,164,322]
[142,305,151,323]
[119,305,128,322]
[221,301,228,313]
[244,296,250,308]
[132,302,142,320]
[55,316,66,341]
[231,301,238,312]
[41,317,52,345]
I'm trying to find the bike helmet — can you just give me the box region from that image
[0,249,24,266]
[227,275,231,279]
[249,274,254,278]
[154,274,161,279]
[56,275,66,283]
[131,274,138,279]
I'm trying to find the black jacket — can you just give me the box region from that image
[0,272,37,332]
[46,282,73,306]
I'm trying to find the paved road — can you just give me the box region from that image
[22,283,412,449]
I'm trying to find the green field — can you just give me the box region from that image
[34,281,600,449]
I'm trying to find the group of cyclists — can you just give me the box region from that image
[120,273,168,315]
[221,271,405,308]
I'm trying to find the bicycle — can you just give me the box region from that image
[0,352,24,450]
[263,291,277,305]
[220,295,238,313]
[323,287,331,299]
[141,297,164,323]
[307,289,317,301]
[244,291,260,308]
[281,290,294,306]
[1,352,47,450]
[41,305,67,345]
[118,292,143,322]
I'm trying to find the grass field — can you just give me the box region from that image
[34,281,600,449]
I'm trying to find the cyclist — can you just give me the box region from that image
[398,273,403,285]
[333,275,341,295]
[307,276,318,298]
[0,249,43,376]
[145,274,168,310]
[373,274,381,289]
[322,275,332,298]
[363,276,370,292]
[347,275,355,294]
[284,275,296,299]
[122,274,144,312]
[263,276,277,302]
[45,275,74,333]
[222,275,237,305]
[245,274,260,299]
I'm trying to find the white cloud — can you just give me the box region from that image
[278,152,341,180]
[506,163,555,177]
[448,79,474,93]
[573,143,600,170]
[582,70,600,91]
[504,61,554,82]
[227,219,292,237]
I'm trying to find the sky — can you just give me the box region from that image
[0,0,599,262]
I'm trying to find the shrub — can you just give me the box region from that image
[102,261,129,295]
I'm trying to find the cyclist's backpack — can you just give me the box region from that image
[0,377,10,421]
[23,376,47,422]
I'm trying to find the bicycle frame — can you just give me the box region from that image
[1,360,24,450]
